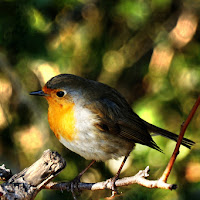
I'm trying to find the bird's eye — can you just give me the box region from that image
[56,91,65,97]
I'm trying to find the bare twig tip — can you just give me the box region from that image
[171,184,177,190]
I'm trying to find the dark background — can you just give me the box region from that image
[0,0,200,199]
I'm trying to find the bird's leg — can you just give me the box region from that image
[74,160,96,182]
[110,154,130,196]
[70,160,96,196]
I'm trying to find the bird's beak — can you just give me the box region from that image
[30,90,49,96]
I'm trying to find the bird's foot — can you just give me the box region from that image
[69,160,96,199]
[105,176,119,197]
[70,175,81,200]
[110,176,119,197]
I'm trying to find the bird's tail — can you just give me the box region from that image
[143,120,195,149]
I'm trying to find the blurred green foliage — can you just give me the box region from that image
[0,0,200,199]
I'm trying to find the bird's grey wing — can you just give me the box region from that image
[85,97,161,151]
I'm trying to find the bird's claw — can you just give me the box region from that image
[105,176,119,197]
[70,176,81,200]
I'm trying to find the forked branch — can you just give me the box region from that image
[45,166,176,192]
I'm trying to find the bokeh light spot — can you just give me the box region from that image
[186,162,200,182]
[30,60,60,85]
[0,106,7,129]
[0,77,12,103]
[103,50,125,73]
[149,44,174,76]
[105,156,131,175]
[28,8,50,33]
[14,126,44,155]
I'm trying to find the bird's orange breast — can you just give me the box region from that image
[43,90,77,141]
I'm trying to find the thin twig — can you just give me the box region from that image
[160,96,200,182]
[44,166,176,192]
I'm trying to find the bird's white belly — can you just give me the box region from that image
[59,103,134,161]
[59,130,134,161]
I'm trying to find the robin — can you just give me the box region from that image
[30,74,194,192]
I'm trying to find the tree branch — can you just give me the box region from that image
[45,166,176,192]
[0,153,176,200]
[0,150,66,200]
[160,96,199,182]
[0,165,12,181]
